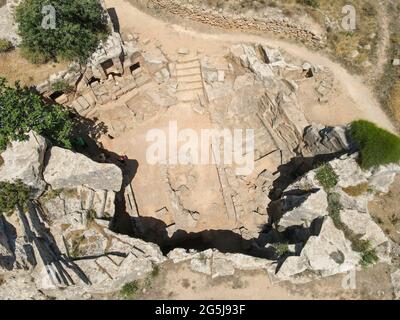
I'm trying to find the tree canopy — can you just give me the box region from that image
[15,0,109,63]
[0,78,73,150]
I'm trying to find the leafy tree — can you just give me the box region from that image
[0,180,30,216]
[350,120,400,169]
[0,77,73,150]
[15,0,109,63]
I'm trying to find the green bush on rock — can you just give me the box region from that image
[316,164,339,191]
[350,120,400,169]
[0,180,30,216]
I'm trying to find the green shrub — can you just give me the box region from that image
[15,0,109,63]
[296,0,319,8]
[0,180,30,216]
[350,120,400,169]
[327,192,343,227]
[51,80,74,93]
[0,39,13,53]
[352,239,379,267]
[326,192,379,267]
[275,243,290,257]
[120,281,139,299]
[360,248,379,267]
[0,78,74,151]
[40,188,63,202]
[86,209,97,221]
[316,164,339,191]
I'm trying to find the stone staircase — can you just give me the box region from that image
[173,57,206,103]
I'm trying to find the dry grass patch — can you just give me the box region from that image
[0,49,68,87]
[368,176,400,244]
[389,80,400,124]
[342,183,369,197]
[204,0,380,73]
[376,1,400,128]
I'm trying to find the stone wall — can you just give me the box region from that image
[132,0,324,47]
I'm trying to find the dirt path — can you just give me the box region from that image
[131,260,394,300]
[108,0,396,133]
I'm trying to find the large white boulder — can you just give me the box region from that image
[303,124,351,156]
[278,189,328,231]
[340,209,388,248]
[43,147,123,192]
[277,217,360,279]
[329,155,370,188]
[167,248,275,278]
[368,164,400,193]
[0,131,47,197]
[229,44,274,81]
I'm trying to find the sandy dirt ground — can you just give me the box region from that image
[118,260,395,300]
[100,102,233,233]
[369,176,400,245]
[108,0,396,133]
[0,49,68,86]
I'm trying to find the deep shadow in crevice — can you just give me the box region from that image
[107,8,120,33]
[31,202,91,285]
[0,215,17,271]
[130,216,276,259]
[269,150,349,202]
[274,217,325,272]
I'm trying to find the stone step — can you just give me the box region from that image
[177,56,199,63]
[176,60,201,70]
[176,74,203,83]
[177,68,201,77]
[177,81,204,91]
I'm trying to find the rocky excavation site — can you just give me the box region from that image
[1,0,400,300]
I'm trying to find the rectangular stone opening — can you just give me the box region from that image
[49,91,64,101]
[130,62,141,73]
